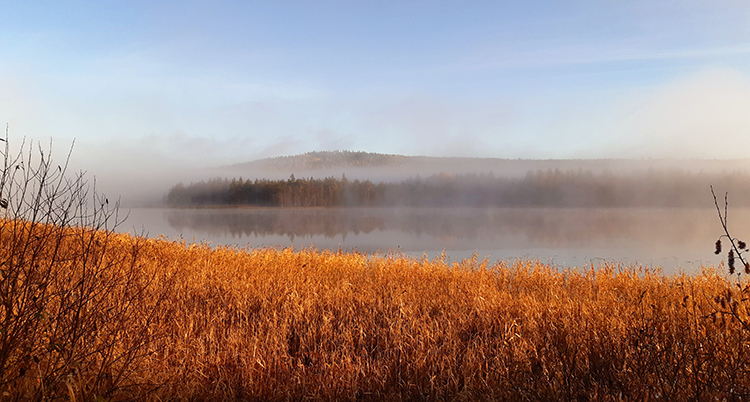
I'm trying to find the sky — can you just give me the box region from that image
[1,0,750,191]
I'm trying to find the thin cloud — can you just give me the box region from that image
[460,44,750,72]
[583,67,750,159]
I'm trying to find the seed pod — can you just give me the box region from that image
[729,249,736,274]
[745,262,750,274]
[715,239,722,255]
[740,240,748,250]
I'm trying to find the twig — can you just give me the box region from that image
[711,185,748,273]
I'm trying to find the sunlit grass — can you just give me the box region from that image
[4,220,750,401]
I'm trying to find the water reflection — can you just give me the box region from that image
[122,207,743,272]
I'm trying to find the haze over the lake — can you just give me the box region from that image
[2,1,750,204]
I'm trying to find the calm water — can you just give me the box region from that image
[118,207,744,273]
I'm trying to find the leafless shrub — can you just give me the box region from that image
[0,126,175,401]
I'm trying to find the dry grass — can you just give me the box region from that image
[3,220,750,401]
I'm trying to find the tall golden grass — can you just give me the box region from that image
[3,219,750,401]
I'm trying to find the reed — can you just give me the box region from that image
[2,228,748,401]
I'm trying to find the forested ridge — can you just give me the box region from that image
[231,150,412,171]
[166,169,750,208]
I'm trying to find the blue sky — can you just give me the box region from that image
[1,0,750,179]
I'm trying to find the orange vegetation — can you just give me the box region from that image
[2,219,750,401]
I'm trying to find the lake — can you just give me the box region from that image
[119,206,742,273]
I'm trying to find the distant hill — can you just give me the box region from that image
[231,151,414,171]
[223,151,750,181]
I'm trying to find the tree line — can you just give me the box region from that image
[165,170,750,208]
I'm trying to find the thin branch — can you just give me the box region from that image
[711,185,748,271]
[725,191,728,226]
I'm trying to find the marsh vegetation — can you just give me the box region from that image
[5,232,750,400]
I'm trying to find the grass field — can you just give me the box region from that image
[2,218,750,401]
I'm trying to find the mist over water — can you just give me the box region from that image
[120,206,738,274]
[101,150,750,275]
[100,150,750,275]
[104,157,750,208]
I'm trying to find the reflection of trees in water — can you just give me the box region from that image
[165,207,732,248]
[166,209,391,241]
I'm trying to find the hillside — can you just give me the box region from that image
[225,151,750,179]
[231,150,414,171]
